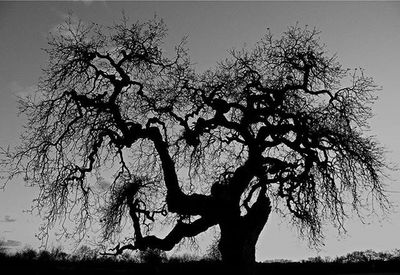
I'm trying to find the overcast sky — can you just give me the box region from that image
[0,1,400,261]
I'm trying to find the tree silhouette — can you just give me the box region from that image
[1,17,390,270]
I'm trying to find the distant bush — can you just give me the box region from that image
[119,251,136,262]
[72,245,100,261]
[50,246,68,261]
[138,248,167,264]
[391,249,400,260]
[334,249,399,263]
[37,249,52,261]
[15,247,38,260]
[0,240,8,256]
[1,245,400,275]
[168,253,201,263]
[305,256,325,263]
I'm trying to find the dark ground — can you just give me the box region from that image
[1,258,400,275]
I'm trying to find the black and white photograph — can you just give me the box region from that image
[1,1,400,274]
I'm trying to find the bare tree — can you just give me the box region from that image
[1,16,390,270]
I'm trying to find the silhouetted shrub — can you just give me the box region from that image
[168,253,201,263]
[1,246,400,275]
[73,245,100,261]
[138,248,167,264]
[387,248,400,261]
[335,249,381,263]
[0,240,8,256]
[50,246,68,261]
[305,255,324,263]
[15,247,37,260]
[119,251,136,262]
[37,249,52,261]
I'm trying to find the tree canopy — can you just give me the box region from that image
[1,16,390,267]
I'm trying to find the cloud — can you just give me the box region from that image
[1,239,21,247]
[72,0,108,7]
[73,0,94,6]
[0,215,16,223]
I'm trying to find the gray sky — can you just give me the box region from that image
[0,1,400,261]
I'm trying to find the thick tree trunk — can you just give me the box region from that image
[218,192,272,274]
[218,223,257,266]
[218,223,261,274]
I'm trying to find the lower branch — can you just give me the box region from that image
[103,216,217,256]
[136,217,217,251]
[101,243,136,256]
